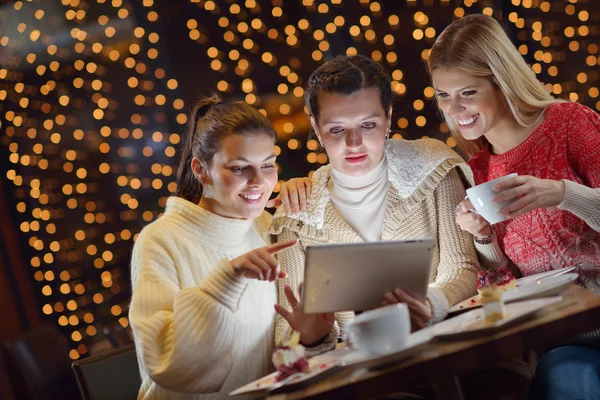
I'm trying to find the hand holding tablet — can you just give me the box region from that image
[302,239,434,314]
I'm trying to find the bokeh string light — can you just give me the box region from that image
[0,0,598,359]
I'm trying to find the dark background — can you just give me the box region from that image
[0,0,598,366]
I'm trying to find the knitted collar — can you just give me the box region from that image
[164,196,257,247]
[272,138,467,229]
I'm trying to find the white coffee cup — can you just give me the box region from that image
[465,173,518,225]
[346,303,411,357]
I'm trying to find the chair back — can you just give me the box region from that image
[103,324,133,348]
[72,344,141,400]
[3,323,80,400]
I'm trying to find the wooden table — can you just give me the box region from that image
[266,286,600,400]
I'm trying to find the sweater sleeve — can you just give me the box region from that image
[275,228,341,357]
[558,103,600,231]
[129,230,248,394]
[431,168,479,308]
[473,231,510,270]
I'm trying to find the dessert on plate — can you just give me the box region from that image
[271,331,309,382]
[476,266,517,323]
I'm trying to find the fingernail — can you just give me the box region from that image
[394,288,403,296]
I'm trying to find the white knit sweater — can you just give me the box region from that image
[129,197,276,400]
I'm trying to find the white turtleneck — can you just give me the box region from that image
[129,196,276,400]
[328,155,389,241]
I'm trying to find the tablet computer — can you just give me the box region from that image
[302,239,434,313]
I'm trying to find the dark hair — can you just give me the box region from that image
[304,54,393,123]
[175,95,276,203]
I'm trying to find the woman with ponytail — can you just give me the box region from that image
[129,96,296,400]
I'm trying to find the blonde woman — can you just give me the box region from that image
[427,14,600,400]
[428,14,600,285]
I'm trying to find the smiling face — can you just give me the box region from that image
[311,87,391,177]
[431,68,510,142]
[195,133,277,219]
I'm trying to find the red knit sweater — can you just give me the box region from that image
[468,101,600,277]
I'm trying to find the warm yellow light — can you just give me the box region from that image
[298,19,309,30]
[262,52,274,63]
[167,79,178,89]
[317,3,328,13]
[278,83,289,94]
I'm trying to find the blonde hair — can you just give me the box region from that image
[427,14,556,156]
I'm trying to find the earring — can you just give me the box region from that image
[387,129,391,139]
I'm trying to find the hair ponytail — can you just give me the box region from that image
[175,96,222,203]
[175,95,276,204]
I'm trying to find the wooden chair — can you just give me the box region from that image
[71,344,141,400]
[102,324,133,349]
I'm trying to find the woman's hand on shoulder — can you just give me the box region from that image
[230,240,297,281]
[266,177,311,214]
[492,175,566,219]
[455,198,493,239]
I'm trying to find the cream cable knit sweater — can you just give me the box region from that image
[129,197,276,400]
[268,139,481,351]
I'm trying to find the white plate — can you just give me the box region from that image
[504,273,578,302]
[516,267,577,287]
[229,330,433,397]
[450,272,578,314]
[229,354,340,396]
[433,296,563,340]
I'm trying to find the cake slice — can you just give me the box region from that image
[271,331,309,382]
[476,267,516,323]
